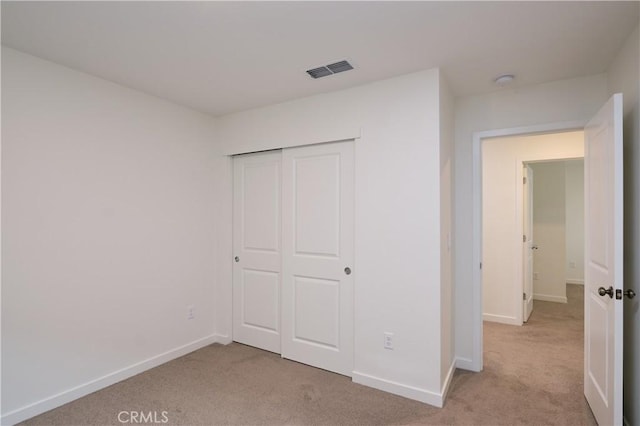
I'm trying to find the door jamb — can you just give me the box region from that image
[521,161,531,324]
[470,120,587,372]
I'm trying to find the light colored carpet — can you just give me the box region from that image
[20,284,595,425]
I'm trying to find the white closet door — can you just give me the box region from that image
[281,141,354,376]
[232,151,281,353]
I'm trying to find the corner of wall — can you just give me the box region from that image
[213,152,234,342]
[2,47,221,423]
[438,69,456,390]
[352,371,447,408]
[1,335,219,426]
[606,23,639,115]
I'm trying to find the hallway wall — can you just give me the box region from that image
[531,161,567,303]
[565,160,585,285]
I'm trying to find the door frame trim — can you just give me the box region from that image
[469,119,587,372]
[522,162,533,324]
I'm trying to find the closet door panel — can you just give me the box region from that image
[282,141,354,376]
[232,151,281,353]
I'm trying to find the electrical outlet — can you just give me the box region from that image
[384,332,393,350]
[187,305,195,320]
[569,261,576,269]
[533,272,539,280]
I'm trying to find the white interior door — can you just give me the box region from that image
[281,141,354,376]
[233,151,282,354]
[523,164,534,322]
[584,93,623,426]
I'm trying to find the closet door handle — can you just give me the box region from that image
[344,267,352,275]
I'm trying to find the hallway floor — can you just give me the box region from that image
[474,283,596,425]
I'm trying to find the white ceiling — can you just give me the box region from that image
[2,1,638,117]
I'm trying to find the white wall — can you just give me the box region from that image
[454,74,609,367]
[2,48,455,416]
[439,74,455,394]
[1,48,222,424]
[481,132,583,324]
[607,23,640,426]
[565,160,585,285]
[216,69,452,405]
[530,161,567,303]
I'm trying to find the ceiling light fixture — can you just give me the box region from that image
[494,74,515,86]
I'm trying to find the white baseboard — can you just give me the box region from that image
[440,359,456,402]
[1,334,220,426]
[533,293,568,303]
[566,279,584,285]
[352,371,445,407]
[213,333,233,345]
[482,313,521,326]
[455,356,481,372]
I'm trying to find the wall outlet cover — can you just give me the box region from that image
[383,332,393,350]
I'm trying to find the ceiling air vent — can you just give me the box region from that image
[327,60,353,74]
[306,60,354,79]
[306,66,333,79]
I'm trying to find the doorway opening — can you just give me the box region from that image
[469,94,624,425]
[527,159,585,309]
[480,130,584,326]
[469,121,589,371]
[477,129,593,422]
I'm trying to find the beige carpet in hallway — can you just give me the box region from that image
[21,284,595,426]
